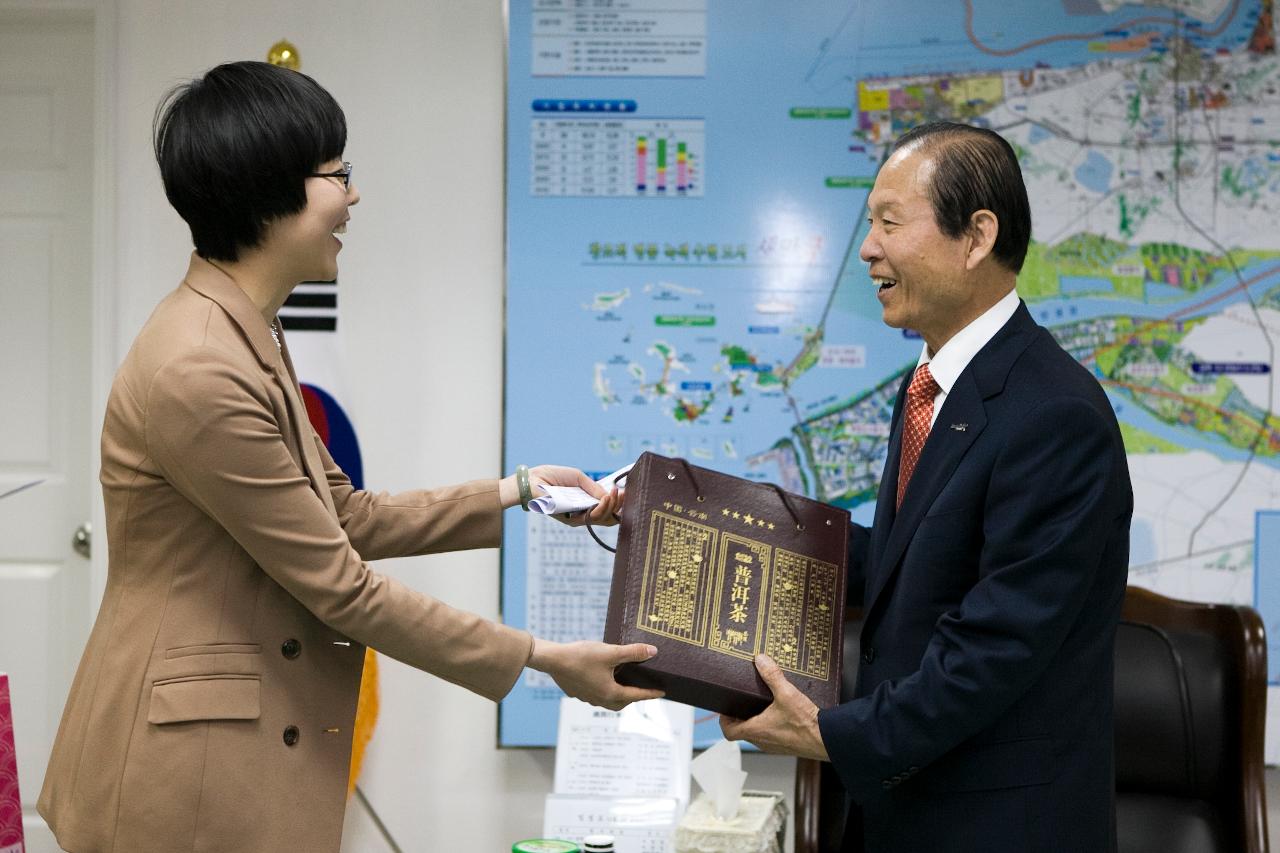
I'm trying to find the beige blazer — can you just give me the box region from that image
[39,255,533,853]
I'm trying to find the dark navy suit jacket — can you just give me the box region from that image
[817,302,1132,853]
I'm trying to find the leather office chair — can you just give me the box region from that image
[1114,586,1268,853]
[795,606,863,853]
[794,588,1269,853]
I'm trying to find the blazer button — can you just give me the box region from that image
[861,647,876,664]
[281,638,301,659]
[283,725,300,747]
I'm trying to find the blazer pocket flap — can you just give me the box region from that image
[912,507,976,543]
[148,675,261,724]
[917,737,1054,794]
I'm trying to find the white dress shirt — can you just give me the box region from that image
[916,288,1020,428]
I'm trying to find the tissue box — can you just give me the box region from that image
[604,452,848,718]
[0,674,24,853]
[673,791,787,853]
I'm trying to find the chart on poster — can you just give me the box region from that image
[503,0,1280,748]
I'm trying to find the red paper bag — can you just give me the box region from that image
[0,674,23,853]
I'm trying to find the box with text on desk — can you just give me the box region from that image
[603,453,849,718]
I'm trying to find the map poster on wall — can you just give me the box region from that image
[502,0,1280,748]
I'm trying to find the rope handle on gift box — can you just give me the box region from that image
[585,460,809,553]
[770,483,806,531]
[587,468,629,553]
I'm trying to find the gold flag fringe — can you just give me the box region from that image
[348,648,379,796]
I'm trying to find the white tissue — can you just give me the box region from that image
[690,739,748,821]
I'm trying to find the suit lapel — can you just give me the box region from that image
[181,255,337,518]
[865,373,987,610]
[869,367,912,573]
[277,331,338,517]
[181,254,279,369]
[863,302,1040,616]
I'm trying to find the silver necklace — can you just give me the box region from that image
[269,322,281,351]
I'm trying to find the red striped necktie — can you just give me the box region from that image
[896,363,941,509]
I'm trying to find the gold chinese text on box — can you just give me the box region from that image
[637,509,837,680]
[638,511,718,645]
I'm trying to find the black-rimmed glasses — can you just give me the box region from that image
[309,161,353,189]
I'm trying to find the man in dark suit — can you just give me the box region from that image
[721,121,1133,852]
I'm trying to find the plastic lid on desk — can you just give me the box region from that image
[512,840,582,853]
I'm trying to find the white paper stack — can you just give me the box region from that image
[543,698,694,853]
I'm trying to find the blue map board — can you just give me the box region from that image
[502,0,1280,747]
[1255,512,1280,684]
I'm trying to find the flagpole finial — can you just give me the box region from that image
[267,39,301,71]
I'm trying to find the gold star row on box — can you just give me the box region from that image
[722,507,775,529]
[658,501,777,529]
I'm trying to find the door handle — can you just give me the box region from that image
[72,522,91,559]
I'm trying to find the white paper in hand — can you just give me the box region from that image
[690,738,748,820]
[528,462,634,515]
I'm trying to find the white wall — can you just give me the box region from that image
[103,2,798,850]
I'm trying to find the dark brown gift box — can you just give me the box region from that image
[603,452,849,718]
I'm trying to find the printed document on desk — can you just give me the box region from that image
[553,697,692,803]
[543,795,678,853]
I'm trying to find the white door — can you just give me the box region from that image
[0,11,95,853]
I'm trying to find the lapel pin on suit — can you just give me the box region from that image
[950,423,968,432]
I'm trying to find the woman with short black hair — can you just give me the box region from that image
[38,61,660,853]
